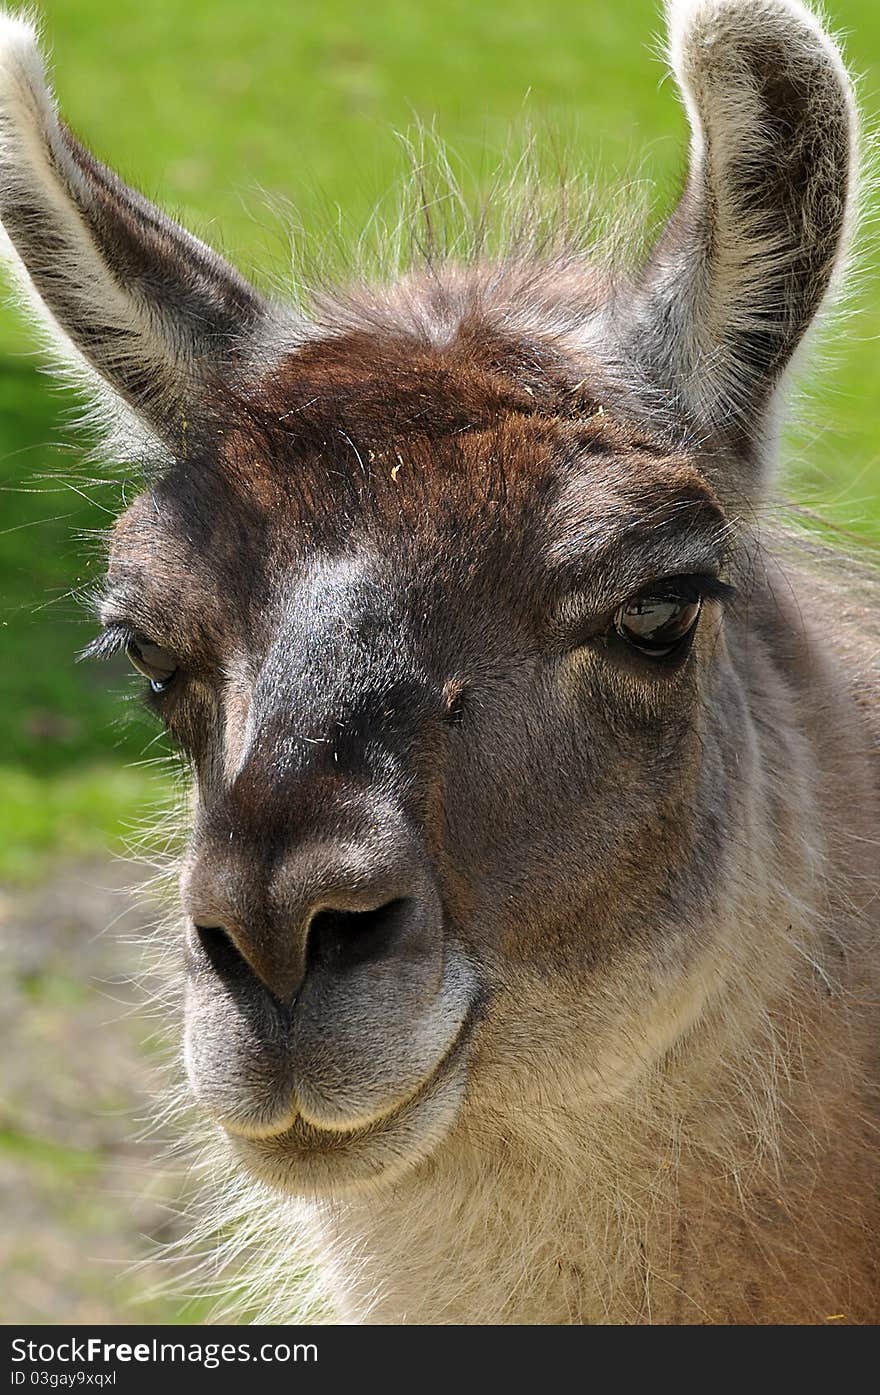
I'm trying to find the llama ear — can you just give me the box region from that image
[629,0,858,429]
[0,14,282,457]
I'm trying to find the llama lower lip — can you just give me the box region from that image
[226,1017,475,1195]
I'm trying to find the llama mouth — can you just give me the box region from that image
[225,1016,475,1196]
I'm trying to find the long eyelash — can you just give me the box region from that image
[77,623,133,663]
[637,574,737,606]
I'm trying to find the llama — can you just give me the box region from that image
[0,0,877,1323]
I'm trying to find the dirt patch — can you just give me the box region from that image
[0,860,203,1324]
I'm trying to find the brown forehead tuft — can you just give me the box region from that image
[206,320,677,519]
[119,319,726,595]
[106,321,728,648]
[109,319,726,620]
[232,321,668,452]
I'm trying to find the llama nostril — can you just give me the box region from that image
[184,845,428,1005]
[194,923,254,984]
[191,919,304,1006]
[307,896,411,974]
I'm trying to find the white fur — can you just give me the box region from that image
[632,0,862,426]
[0,10,294,460]
[0,12,172,457]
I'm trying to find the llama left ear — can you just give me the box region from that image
[0,13,285,459]
[628,0,858,432]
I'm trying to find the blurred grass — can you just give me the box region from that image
[1,0,878,885]
[0,764,173,882]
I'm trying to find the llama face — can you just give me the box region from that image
[98,331,740,1194]
[0,0,859,1199]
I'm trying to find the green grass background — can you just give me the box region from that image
[1,0,878,883]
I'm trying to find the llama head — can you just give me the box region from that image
[0,0,859,1195]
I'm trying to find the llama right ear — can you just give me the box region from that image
[627,0,858,433]
[0,14,282,457]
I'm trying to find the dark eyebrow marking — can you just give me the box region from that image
[552,535,735,613]
[554,570,737,637]
[669,574,737,604]
[545,471,736,612]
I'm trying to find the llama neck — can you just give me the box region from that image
[295,956,877,1325]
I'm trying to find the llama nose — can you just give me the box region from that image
[181,841,434,1006]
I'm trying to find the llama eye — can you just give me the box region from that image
[613,590,702,658]
[126,634,178,692]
